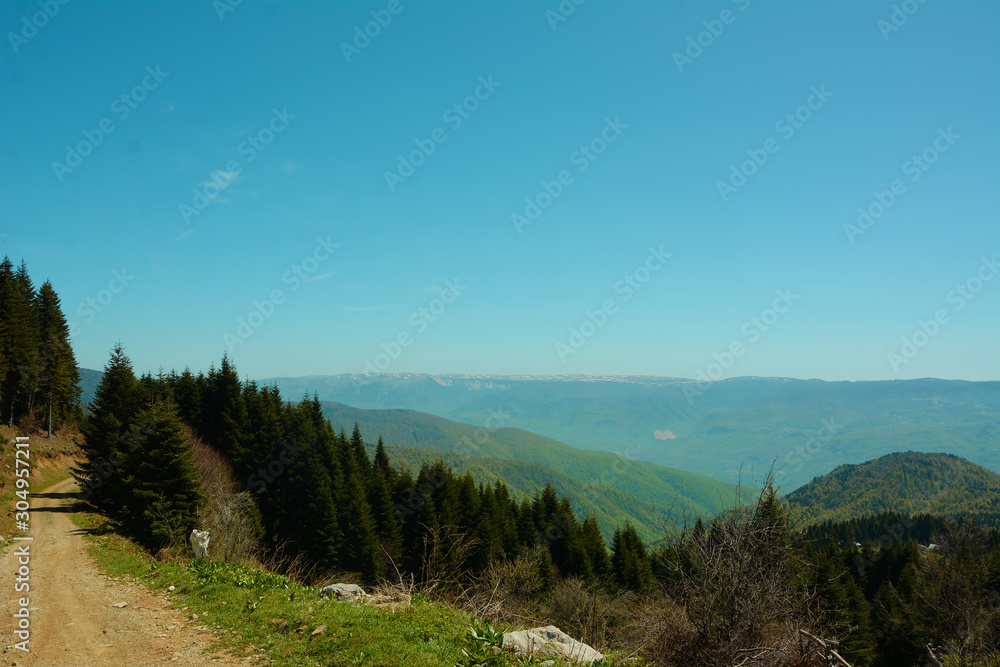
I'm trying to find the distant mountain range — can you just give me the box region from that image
[786,451,1000,526]
[80,370,1000,493]
[265,373,1000,490]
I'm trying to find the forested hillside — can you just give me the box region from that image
[320,401,740,541]
[787,452,1000,525]
[76,348,653,591]
[0,257,80,434]
[264,373,1000,490]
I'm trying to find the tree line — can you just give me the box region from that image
[75,347,651,593]
[0,257,80,435]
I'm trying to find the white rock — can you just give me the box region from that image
[320,583,366,600]
[503,625,605,663]
[189,529,210,559]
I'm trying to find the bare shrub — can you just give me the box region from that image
[450,550,546,628]
[189,435,261,564]
[641,476,829,666]
[543,578,636,648]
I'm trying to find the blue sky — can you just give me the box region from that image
[3,0,998,382]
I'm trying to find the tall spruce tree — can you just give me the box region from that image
[117,403,203,549]
[76,344,140,516]
[0,258,41,424]
[611,523,652,591]
[34,281,80,436]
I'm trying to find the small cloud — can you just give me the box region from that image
[204,169,240,188]
[175,229,196,242]
[282,161,299,174]
[304,271,335,284]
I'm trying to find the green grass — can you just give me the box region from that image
[69,509,625,666]
[72,512,470,665]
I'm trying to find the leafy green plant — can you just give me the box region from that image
[457,618,509,667]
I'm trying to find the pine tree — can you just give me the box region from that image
[117,403,203,549]
[611,523,652,591]
[0,258,41,424]
[34,281,80,436]
[581,515,611,584]
[75,344,140,516]
[350,422,371,474]
[202,355,247,471]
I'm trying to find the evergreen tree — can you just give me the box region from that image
[34,280,80,435]
[117,402,203,549]
[0,258,41,424]
[350,422,371,474]
[75,344,140,516]
[581,515,611,584]
[201,355,247,470]
[611,523,652,591]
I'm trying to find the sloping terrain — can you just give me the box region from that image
[320,402,741,540]
[785,451,1000,525]
[262,374,1000,490]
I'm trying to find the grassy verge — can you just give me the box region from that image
[70,508,485,666]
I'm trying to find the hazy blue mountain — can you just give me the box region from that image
[266,374,1000,490]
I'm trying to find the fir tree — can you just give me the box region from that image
[611,523,652,591]
[75,344,140,516]
[117,402,203,549]
[34,280,80,435]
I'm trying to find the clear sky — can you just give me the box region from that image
[3,0,998,382]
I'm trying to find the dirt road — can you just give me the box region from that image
[0,478,254,666]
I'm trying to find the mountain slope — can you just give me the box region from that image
[786,452,1000,525]
[266,374,1000,490]
[320,402,741,538]
[382,445,667,542]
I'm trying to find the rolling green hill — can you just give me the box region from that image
[320,402,742,542]
[381,445,668,543]
[786,451,1000,525]
[265,374,1000,491]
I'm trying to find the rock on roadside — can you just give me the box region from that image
[502,625,605,663]
[319,583,366,601]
